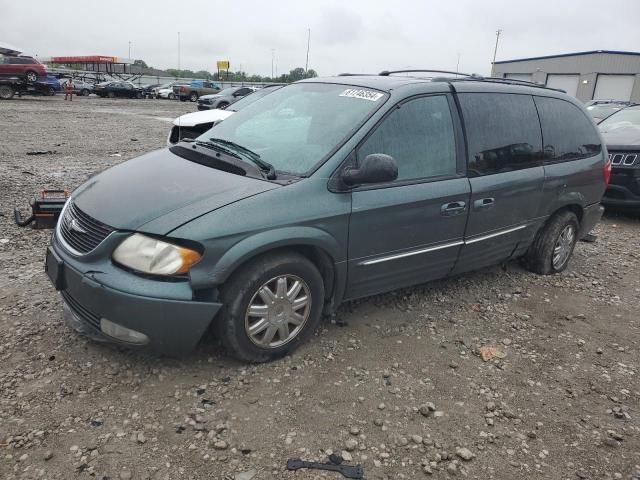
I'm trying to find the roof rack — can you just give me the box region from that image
[449,75,566,93]
[379,69,473,77]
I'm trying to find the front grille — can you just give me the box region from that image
[609,152,639,168]
[62,292,101,330]
[198,99,212,105]
[58,202,113,254]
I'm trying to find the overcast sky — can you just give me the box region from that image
[1,0,639,77]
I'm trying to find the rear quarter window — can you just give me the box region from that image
[458,93,543,176]
[534,96,602,163]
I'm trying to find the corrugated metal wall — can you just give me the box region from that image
[491,53,640,102]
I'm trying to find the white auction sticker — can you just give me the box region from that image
[339,88,384,102]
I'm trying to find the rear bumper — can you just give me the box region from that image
[578,203,604,238]
[46,243,221,356]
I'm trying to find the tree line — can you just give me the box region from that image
[133,60,318,83]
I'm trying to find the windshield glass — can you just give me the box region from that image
[227,86,282,112]
[196,83,387,175]
[586,105,621,120]
[599,106,640,131]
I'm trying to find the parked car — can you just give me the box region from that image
[140,83,161,98]
[598,104,640,208]
[152,82,179,99]
[585,100,634,123]
[0,56,46,82]
[168,85,284,144]
[44,75,62,95]
[58,78,93,96]
[46,73,607,362]
[197,86,256,110]
[174,80,222,102]
[94,81,143,99]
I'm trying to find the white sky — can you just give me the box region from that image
[1,0,639,77]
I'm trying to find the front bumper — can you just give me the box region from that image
[602,168,640,208]
[46,239,221,356]
[197,104,212,111]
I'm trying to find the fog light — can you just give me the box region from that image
[100,318,149,345]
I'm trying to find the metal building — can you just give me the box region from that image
[491,50,640,103]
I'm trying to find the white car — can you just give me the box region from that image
[167,84,283,145]
[157,88,176,99]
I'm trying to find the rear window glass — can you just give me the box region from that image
[458,93,543,176]
[534,97,602,163]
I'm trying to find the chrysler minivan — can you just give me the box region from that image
[46,72,608,362]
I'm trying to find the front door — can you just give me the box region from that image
[451,91,545,274]
[345,94,470,300]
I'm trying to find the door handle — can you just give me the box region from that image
[441,201,466,216]
[473,197,495,210]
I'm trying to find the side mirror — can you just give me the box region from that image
[342,154,398,186]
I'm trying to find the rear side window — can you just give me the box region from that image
[358,95,457,182]
[534,96,602,163]
[458,93,543,176]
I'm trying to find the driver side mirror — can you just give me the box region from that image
[342,154,398,186]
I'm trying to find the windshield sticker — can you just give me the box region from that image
[339,88,384,102]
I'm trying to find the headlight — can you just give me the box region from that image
[112,233,201,276]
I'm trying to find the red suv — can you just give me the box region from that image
[0,56,47,82]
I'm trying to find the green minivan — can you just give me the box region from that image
[46,72,608,362]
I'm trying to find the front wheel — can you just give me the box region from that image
[135,91,142,99]
[524,211,579,275]
[0,85,15,100]
[107,91,115,98]
[218,252,325,362]
[81,89,90,96]
[25,70,38,82]
[168,93,175,99]
[189,92,198,102]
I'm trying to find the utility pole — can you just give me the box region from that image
[178,32,181,74]
[128,41,131,59]
[271,49,275,79]
[305,28,311,73]
[456,53,461,76]
[492,29,502,71]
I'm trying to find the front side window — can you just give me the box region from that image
[196,83,387,175]
[357,95,457,182]
[535,96,602,162]
[459,93,543,176]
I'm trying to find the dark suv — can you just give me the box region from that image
[599,104,640,208]
[45,72,608,362]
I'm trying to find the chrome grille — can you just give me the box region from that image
[58,202,113,254]
[608,152,639,167]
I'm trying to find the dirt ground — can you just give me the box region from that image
[0,95,639,480]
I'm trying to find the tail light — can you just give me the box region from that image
[180,86,186,92]
[603,159,612,185]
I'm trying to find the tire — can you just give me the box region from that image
[107,91,115,98]
[217,101,229,109]
[168,93,175,100]
[48,87,55,96]
[179,96,187,102]
[524,210,579,275]
[0,85,14,100]
[81,89,90,96]
[218,252,325,362]
[189,92,198,102]
[25,70,38,82]
[135,91,142,99]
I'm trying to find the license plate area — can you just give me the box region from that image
[45,247,65,290]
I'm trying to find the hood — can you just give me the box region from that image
[72,148,278,234]
[199,94,221,100]
[172,109,234,127]
[600,125,640,149]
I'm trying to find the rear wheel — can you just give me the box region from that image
[189,92,198,102]
[81,89,90,96]
[107,91,115,98]
[135,91,142,99]
[218,252,324,362]
[25,70,38,82]
[0,85,15,100]
[524,211,579,275]
[217,101,229,109]
[168,93,175,100]
[48,87,55,96]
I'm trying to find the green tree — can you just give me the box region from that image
[133,59,149,68]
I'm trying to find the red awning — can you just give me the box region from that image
[50,56,119,64]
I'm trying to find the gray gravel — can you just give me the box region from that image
[1,96,640,479]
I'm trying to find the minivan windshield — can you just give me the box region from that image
[195,83,388,175]
[599,106,640,132]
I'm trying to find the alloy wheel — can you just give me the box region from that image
[552,224,575,269]
[244,275,311,348]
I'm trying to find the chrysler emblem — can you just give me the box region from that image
[69,218,87,234]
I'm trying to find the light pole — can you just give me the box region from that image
[271,49,275,79]
[128,41,131,59]
[178,32,181,74]
[305,28,311,73]
[492,29,502,73]
[456,53,461,76]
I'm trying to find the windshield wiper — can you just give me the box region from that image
[194,140,242,160]
[209,138,277,180]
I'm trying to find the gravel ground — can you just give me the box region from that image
[1,96,639,480]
